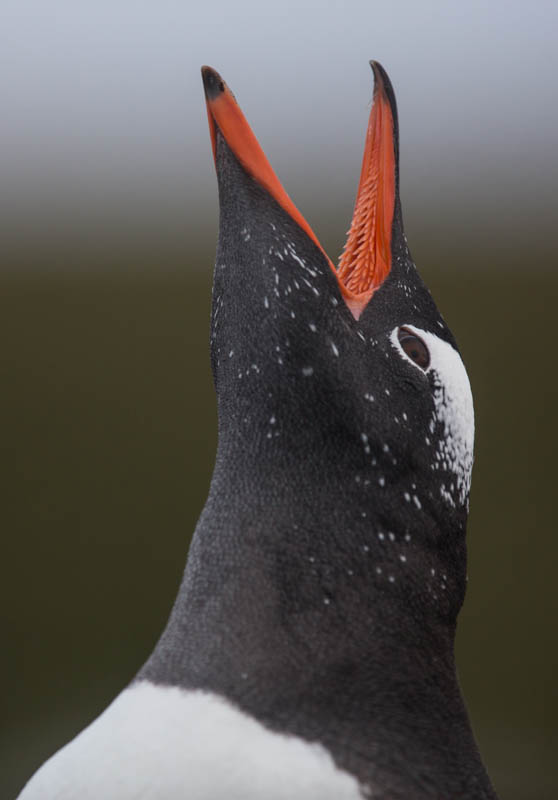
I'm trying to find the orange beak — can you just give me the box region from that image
[202,63,396,321]
[337,63,396,319]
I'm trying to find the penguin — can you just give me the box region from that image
[17,62,499,799]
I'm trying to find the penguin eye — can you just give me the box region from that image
[397,327,430,370]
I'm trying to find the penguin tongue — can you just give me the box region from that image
[337,63,396,319]
[201,63,395,321]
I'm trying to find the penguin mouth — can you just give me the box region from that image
[337,63,395,319]
[201,63,396,321]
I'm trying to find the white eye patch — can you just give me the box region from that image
[390,325,475,507]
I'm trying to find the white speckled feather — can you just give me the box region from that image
[391,325,475,506]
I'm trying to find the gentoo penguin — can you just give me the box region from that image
[17,62,499,799]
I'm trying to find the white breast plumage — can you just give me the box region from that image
[18,680,365,800]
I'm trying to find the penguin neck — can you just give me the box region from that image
[136,445,486,792]
[146,439,465,707]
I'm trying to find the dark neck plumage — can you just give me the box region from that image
[139,451,496,799]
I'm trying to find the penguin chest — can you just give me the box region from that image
[18,680,365,800]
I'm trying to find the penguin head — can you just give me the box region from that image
[202,64,474,616]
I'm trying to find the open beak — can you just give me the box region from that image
[201,62,396,321]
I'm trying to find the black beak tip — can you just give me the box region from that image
[201,66,226,101]
[368,60,398,125]
[369,60,388,96]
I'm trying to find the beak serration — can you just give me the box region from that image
[337,61,397,319]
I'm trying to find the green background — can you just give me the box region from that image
[3,230,557,799]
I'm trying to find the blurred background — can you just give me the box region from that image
[2,1,557,797]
